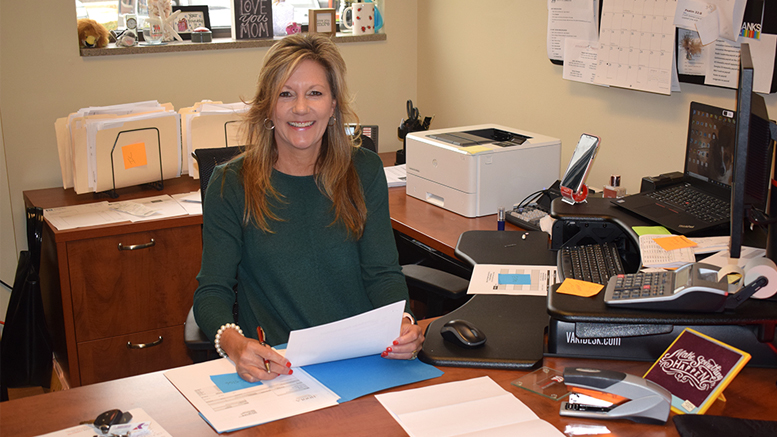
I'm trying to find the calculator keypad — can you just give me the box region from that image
[609,271,672,300]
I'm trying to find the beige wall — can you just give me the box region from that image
[0,1,418,287]
[2,0,777,291]
[417,1,777,197]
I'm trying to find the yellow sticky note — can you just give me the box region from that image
[653,235,697,251]
[462,146,491,155]
[122,142,148,169]
[556,278,604,297]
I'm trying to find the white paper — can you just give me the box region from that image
[696,8,721,45]
[466,264,558,296]
[699,246,766,268]
[36,408,172,437]
[164,358,339,434]
[689,236,730,254]
[384,164,407,187]
[43,201,129,230]
[639,234,696,268]
[595,0,678,95]
[375,376,564,437]
[284,300,404,367]
[547,0,598,61]
[110,194,189,222]
[172,191,203,215]
[563,39,603,84]
[704,38,741,88]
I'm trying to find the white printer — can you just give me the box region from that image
[405,124,561,217]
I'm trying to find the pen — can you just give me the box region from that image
[257,326,272,373]
[497,206,505,231]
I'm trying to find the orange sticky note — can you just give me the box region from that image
[122,142,148,169]
[653,235,697,251]
[556,278,604,297]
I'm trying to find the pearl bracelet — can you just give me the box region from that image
[215,323,243,358]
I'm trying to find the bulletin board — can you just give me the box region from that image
[676,0,777,93]
[549,0,777,94]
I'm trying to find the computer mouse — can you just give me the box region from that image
[440,319,486,349]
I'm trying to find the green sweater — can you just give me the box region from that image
[193,148,410,346]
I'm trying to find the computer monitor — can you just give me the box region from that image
[730,43,774,258]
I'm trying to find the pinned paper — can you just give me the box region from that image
[122,142,148,169]
[653,235,698,251]
[556,278,604,297]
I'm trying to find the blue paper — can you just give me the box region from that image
[498,273,531,285]
[302,354,444,403]
[211,372,262,393]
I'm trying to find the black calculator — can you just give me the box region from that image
[603,263,729,312]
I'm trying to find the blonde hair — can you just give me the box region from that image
[239,33,366,238]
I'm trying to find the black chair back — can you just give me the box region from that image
[193,146,243,204]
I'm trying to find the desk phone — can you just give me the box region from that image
[603,263,728,312]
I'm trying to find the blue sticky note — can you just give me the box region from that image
[498,273,531,285]
[302,354,443,403]
[210,372,262,393]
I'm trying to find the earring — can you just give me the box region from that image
[328,116,336,127]
[263,118,275,130]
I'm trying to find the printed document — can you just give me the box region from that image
[376,376,564,437]
[165,358,340,434]
[466,264,558,296]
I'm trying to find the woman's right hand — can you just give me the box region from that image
[219,328,293,382]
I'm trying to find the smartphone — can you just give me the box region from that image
[560,134,600,204]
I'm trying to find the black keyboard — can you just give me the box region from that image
[645,184,729,223]
[506,204,548,231]
[558,242,626,285]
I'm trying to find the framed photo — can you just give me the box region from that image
[309,8,336,36]
[172,6,211,40]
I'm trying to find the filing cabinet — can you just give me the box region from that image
[24,178,203,387]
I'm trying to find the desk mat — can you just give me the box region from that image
[418,294,547,370]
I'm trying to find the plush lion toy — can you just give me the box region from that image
[78,19,110,48]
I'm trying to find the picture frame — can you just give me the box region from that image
[308,8,336,36]
[172,6,211,40]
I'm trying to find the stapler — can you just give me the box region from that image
[559,367,671,424]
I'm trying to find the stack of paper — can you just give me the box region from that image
[180,101,249,178]
[55,101,182,194]
[384,164,407,187]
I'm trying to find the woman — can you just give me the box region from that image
[193,33,424,383]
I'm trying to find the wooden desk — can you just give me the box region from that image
[24,178,204,387]
[2,317,775,437]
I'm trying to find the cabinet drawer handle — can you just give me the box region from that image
[118,238,155,251]
[127,336,163,349]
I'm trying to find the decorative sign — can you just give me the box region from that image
[232,0,273,40]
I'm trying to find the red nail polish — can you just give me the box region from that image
[393,340,399,346]
[381,351,388,357]
[286,362,292,368]
[386,347,392,352]
[289,369,293,375]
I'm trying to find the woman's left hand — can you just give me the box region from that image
[382,318,425,360]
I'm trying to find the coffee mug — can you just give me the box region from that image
[342,2,375,35]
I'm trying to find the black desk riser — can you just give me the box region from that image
[419,231,554,370]
[550,197,776,368]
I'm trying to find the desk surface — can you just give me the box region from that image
[2,317,775,437]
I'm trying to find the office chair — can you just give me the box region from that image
[185,146,244,361]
